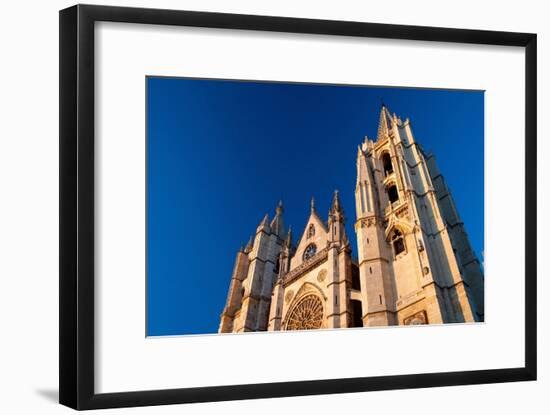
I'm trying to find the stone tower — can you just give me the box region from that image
[219,106,484,333]
[354,105,484,326]
[219,201,287,333]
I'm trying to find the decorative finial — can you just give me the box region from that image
[285,225,293,247]
[331,189,342,213]
[276,199,284,215]
[333,189,340,204]
[310,196,315,211]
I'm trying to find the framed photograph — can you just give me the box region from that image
[59,4,537,410]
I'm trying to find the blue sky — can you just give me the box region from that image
[146,77,484,336]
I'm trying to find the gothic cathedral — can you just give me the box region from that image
[219,106,484,333]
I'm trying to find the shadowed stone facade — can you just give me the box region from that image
[219,106,484,333]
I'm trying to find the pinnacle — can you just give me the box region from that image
[259,213,269,227]
[332,189,341,211]
[244,235,254,253]
[270,201,285,236]
[275,199,284,215]
[285,225,293,247]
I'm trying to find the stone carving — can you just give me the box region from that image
[285,290,294,303]
[395,204,409,219]
[285,295,324,330]
[283,247,328,286]
[403,310,427,325]
[357,216,383,229]
[317,269,327,283]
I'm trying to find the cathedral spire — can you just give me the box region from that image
[377,104,393,141]
[270,200,285,237]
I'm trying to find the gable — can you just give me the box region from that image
[290,211,328,270]
[384,215,414,241]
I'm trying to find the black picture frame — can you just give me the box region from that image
[59,4,537,410]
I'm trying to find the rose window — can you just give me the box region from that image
[303,243,317,260]
[285,295,324,330]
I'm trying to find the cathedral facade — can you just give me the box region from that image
[219,106,484,333]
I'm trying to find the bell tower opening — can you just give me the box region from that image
[391,229,405,256]
[382,152,393,176]
[387,184,399,204]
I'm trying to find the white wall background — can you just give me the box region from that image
[0,0,546,413]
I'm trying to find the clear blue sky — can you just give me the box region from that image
[146,77,484,336]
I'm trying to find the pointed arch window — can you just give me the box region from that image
[387,184,399,204]
[307,224,315,238]
[391,229,405,256]
[382,152,394,176]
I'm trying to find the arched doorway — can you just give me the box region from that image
[351,299,364,327]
